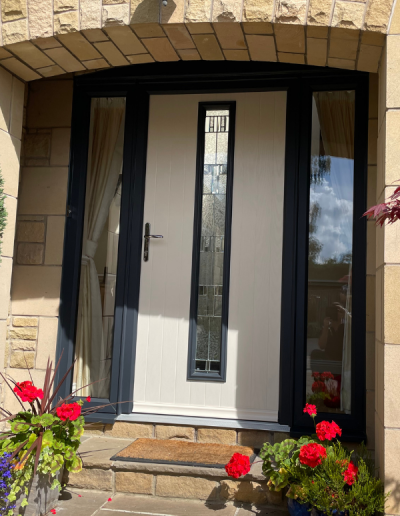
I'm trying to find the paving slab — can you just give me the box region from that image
[79,437,133,468]
[107,494,237,515]
[55,491,289,516]
[56,489,110,515]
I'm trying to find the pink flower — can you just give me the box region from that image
[56,402,81,422]
[225,453,251,479]
[13,381,44,403]
[303,403,317,417]
[343,462,358,485]
[316,421,342,441]
[299,443,327,468]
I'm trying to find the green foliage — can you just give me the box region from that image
[0,167,7,260]
[260,437,388,516]
[260,436,315,495]
[301,443,388,516]
[1,406,85,514]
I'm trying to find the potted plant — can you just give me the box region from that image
[0,355,102,516]
[225,404,388,515]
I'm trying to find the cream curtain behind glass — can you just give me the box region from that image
[74,97,125,398]
[314,91,355,160]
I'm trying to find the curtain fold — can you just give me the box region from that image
[314,91,355,160]
[74,97,125,398]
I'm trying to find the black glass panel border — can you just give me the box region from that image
[291,76,368,441]
[187,102,236,382]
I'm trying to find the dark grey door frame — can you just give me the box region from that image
[54,62,368,438]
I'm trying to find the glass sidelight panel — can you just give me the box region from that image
[189,104,235,379]
[73,97,126,399]
[305,91,355,414]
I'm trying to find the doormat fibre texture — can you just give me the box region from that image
[112,438,256,469]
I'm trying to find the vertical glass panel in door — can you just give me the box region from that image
[305,91,355,414]
[195,110,229,374]
[73,97,126,399]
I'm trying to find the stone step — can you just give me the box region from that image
[64,436,288,512]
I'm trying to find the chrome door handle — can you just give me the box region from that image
[143,223,163,261]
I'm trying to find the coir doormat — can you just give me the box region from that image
[111,438,255,469]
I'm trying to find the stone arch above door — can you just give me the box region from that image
[0,0,395,81]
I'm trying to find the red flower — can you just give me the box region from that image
[299,443,327,468]
[86,396,91,402]
[56,402,81,421]
[324,396,340,409]
[312,381,326,393]
[78,495,82,498]
[320,372,334,380]
[50,510,56,515]
[303,403,317,417]
[13,381,44,403]
[312,372,321,379]
[316,421,342,441]
[225,453,251,479]
[343,462,358,486]
[108,498,112,502]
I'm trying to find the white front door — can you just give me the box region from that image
[132,92,287,422]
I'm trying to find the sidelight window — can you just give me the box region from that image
[72,97,126,399]
[305,91,355,415]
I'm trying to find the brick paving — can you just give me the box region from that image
[54,491,289,516]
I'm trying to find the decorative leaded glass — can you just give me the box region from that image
[195,110,230,373]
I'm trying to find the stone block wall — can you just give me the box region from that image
[375,2,400,511]
[0,65,24,412]
[0,22,388,83]
[3,75,72,414]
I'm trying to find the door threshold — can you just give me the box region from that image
[116,412,291,432]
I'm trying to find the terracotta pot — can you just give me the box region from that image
[14,468,62,516]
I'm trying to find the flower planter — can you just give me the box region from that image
[287,498,319,516]
[14,469,62,516]
[287,499,346,516]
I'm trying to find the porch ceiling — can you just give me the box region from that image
[0,0,396,81]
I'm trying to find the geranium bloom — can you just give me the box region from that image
[312,381,326,393]
[316,421,342,441]
[225,453,251,478]
[303,403,317,417]
[13,381,44,403]
[343,462,358,485]
[56,402,81,421]
[299,443,327,468]
[86,396,91,402]
[320,372,334,380]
